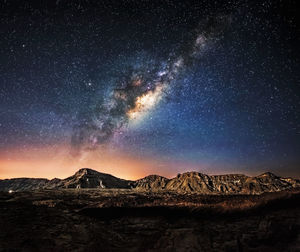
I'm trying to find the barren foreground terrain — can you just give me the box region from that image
[0,189,299,251]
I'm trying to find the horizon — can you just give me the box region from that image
[1,166,299,181]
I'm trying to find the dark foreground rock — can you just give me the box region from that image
[0,189,299,251]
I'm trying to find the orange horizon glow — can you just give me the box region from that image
[1,144,299,180]
[0,144,181,180]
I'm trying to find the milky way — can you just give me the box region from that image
[71,16,231,154]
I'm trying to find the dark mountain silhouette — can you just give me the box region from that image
[0,168,299,194]
[47,168,132,189]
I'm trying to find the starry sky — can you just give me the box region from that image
[0,0,299,179]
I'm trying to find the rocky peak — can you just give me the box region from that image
[257,172,278,179]
[75,168,97,177]
[175,172,212,183]
[139,174,168,182]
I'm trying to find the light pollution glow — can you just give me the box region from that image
[1,144,299,179]
[0,144,202,180]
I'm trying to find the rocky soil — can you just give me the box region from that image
[0,189,299,251]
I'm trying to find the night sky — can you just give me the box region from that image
[0,0,299,179]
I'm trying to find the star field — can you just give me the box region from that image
[0,0,299,178]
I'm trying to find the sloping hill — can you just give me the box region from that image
[134,175,169,190]
[52,168,132,189]
[241,172,296,194]
[0,178,49,191]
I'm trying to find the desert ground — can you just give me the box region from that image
[0,188,299,251]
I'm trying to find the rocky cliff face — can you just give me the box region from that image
[165,172,216,193]
[0,168,299,194]
[138,171,300,194]
[240,172,295,194]
[133,175,170,190]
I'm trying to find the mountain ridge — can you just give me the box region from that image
[1,168,299,194]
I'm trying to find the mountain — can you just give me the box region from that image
[49,168,133,189]
[165,172,217,193]
[240,172,295,194]
[0,168,299,194]
[133,175,169,190]
[0,168,132,191]
[159,171,299,194]
[0,178,49,191]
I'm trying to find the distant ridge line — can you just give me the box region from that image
[0,168,299,194]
